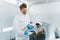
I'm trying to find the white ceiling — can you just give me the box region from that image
[4,0,17,5]
[3,0,60,6]
[17,0,60,6]
[17,0,48,6]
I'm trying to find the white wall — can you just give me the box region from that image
[29,2,60,27]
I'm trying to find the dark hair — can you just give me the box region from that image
[19,3,27,10]
[36,23,40,28]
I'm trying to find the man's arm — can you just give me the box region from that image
[13,15,24,36]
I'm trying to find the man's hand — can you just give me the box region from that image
[24,30,28,35]
[27,24,33,30]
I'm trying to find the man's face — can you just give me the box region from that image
[21,8,27,15]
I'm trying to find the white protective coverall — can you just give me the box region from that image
[13,11,30,40]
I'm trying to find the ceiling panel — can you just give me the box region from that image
[48,0,60,3]
[17,0,48,6]
[25,0,44,2]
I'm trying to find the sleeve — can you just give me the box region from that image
[12,15,24,36]
[13,15,20,30]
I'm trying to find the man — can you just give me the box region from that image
[13,3,31,40]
